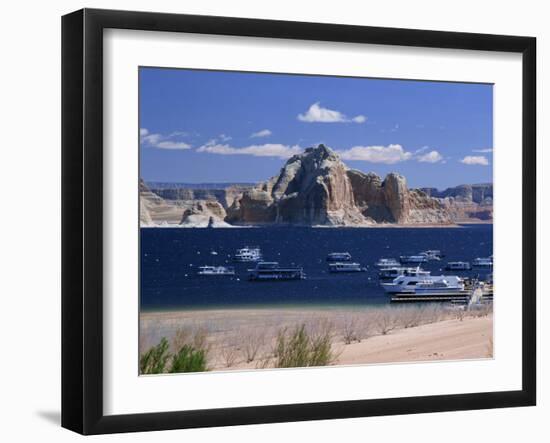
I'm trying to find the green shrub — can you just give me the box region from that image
[274,323,335,368]
[170,345,208,373]
[309,327,334,367]
[140,337,170,374]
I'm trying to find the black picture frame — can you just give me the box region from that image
[62,8,536,435]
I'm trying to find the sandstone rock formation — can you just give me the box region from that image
[179,200,229,227]
[139,179,183,226]
[347,170,450,224]
[226,145,451,226]
[227,145,365,225]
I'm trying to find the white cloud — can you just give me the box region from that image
[218,133,232,142]
[414,146,429,154]
[297,102,366,123]
[417,150,444,163]
[250,129,272,138]
[156,141,191,150]
[337,144,412,164]
[140,128,192,150]
[472,148,493,153]
[169,130,189,137]
[197,143,302,159]
[460,155,489,166]
[141,132,163,146]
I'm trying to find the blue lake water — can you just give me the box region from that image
[140,224,493,311]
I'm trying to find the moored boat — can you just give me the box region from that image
[381,274,464,295]
[378,266,430,280]
[233,246,262,262]
[197,265,235,276]
[445,261,472,271]
[328,262,366,273]
[326,252,352,262]
[473,257,493,268]
[248,262,305,281]
[419,250,443,260]
[375,258,401,268]
[399,255,428,264]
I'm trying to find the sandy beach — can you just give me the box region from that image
[140,306,493,372]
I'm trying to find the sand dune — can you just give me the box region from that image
[336,315,493,365]
[140,307,493,371]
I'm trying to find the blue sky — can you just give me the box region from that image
[139,67,493,190]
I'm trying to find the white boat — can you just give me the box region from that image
[445,261,471,271]
[327,252,352,262]
[328,262,366,273]
[375,258,401,268]
[419,250,443,260]
[473,257,493,268]
[378,266,430,280]
[233,246,262,262]
[381,274,465,295]
[399,255,428,264]
[248,262,305,281]
[197,265,235,276]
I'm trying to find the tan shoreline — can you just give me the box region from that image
[140,307,493,371]
[337,315,493,365]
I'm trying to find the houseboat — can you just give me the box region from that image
[472,257,493,268]
[419,250,443,260]
[399,255,428,264]
[328,262,366,273]
[378,266,430,280]
[375,258,401,268]
[233,246,262,262]
[445,261,472,271]
[248,262,305,281]
[197,266,235,276]
[326,252,352,262]
[381,274,469,302]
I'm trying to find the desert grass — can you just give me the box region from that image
[140,326,211,374]
[273,319,336,368]
[140,302,493,373]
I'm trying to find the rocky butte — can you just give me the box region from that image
[225,144,451,226]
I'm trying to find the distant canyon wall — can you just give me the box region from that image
[420,184,493,223]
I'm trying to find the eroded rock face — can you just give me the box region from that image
[139,179,183,226]
[347,170,450,224]
[180,200,228,227]
[227,145,365,226]
[227,145,451,226]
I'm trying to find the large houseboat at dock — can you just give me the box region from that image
[381,274,471,302]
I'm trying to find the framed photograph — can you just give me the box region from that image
[62,8,536,435]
